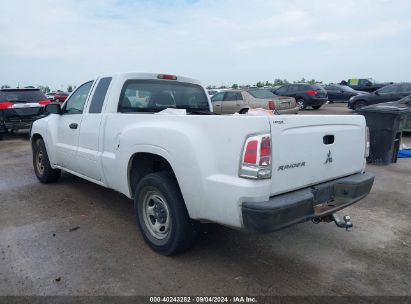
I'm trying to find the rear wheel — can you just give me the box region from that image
[134,172,199,255]
[32,138,61,183]
[354,101,367,110]
[312,105,322,110]
[296,98,306,110]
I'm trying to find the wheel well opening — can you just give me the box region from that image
[31,134,43,148]
[128,153,176,198]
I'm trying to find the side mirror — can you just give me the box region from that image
[45,103,62,115]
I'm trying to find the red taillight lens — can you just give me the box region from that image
[0,101,14,109]
[244,140,258,164]
[157,74,177,80]
[307,90,317,95]
[38,100,51,106]
[259,136,271,166]
[268,100,275,110]
[240,134,271,179]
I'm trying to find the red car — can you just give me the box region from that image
[54,92,69,102]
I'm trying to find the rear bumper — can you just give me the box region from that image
[242,172,374,233]
[1,115,45,130]
[278,106,299,114]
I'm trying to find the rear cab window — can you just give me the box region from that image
[118,80,209,113]
[89,77,112,113]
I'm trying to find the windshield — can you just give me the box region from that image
[0,90,47,103]
[118,80,209,113]
[247,89,276,99]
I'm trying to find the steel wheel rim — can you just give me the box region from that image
[36,150,45,175]
[142,191,171,240]
[297,100,305,109]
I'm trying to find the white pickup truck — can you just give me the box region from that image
[31,73,374,255]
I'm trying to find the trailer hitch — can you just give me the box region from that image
[312,213,353,231]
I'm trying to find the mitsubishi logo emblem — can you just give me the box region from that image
[324,150,333,164]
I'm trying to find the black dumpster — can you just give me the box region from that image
[356,104,409,165]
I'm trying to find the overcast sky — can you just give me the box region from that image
[0,0,410,90]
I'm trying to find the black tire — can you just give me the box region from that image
[134,172,199,255]
[239,108,249,114]
[312,105,322,110]
[32,138,61,183]
[296,98,306,110]
[354,100,367,110]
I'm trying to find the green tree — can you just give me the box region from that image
[206,85,212,89]
[273,79,285,86]
[256,81,264,88]
[1,84,10,89]
[231,83,239,89]
[265,81,272,87]
[67,85,73,92]
[37,85,50,93]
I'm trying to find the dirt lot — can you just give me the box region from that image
[0,103,410,296]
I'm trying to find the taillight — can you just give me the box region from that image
[365,126,370,157]
[259,136,271,166]
[268,100,275,110]
[157,74,177,80]
[307,90,317,96]
[38,100,51,106]
[240,134,271,179]
[244,140,258,164]
[0,101,14,110]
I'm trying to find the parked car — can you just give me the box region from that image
[31,72,374,255]
[46,92,56,100]
[0,88,50,138]
[271,84,328,110]
[210,89,298,114]
[323,84,367,103]
[348,83,411,110]
[54,92,69,102]
[345,78,392,92]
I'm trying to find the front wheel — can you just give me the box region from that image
[312,105,322,110]
[32,138,61,183]
[134,172,199,255]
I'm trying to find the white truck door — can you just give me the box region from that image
[76,77,112,181]
[55,81,94,171]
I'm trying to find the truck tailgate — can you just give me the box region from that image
[269,115,366,196]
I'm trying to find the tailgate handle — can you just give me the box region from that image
[323,135,334,145]
[69,123,78,129]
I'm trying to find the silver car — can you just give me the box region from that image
[211,89,298,114]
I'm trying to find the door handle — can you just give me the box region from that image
[69,123,78,129]
[215,104,221,107]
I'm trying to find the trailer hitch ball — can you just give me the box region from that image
[332,213,353,231]
[312,213,353,231]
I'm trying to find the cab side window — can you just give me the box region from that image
[224,92,240,101]
[63,81,93,115]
